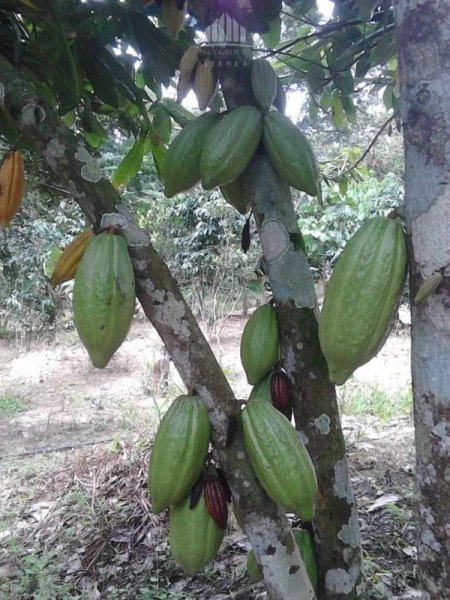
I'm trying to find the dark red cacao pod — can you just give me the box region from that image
[204,474,228,530]
[216,468,232,502]
[270,370,290,411]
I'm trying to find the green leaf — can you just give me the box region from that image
[331,92,345,129]
[338,177,349,196]
[112,131,147,189]
[43,246,63,279]
[341,94,357,123]
[261,17,281,49]
[382,85,393,110]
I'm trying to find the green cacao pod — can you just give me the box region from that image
[240,304,279,385]
[247,529,317,588]
[242,401,317,521]
[149,395,210,513]
[319,217,407,385]
[248,374,271,403]
[200,106,263,190]
[163,111,221,197]
[262,111,320,197]
[414,271,444,304]
[220,173,250,215]
[73,231,135,368]
[251,58,278,111]
[169,492,224,575]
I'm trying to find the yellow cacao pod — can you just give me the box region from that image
[193,59,216,111]
[0,150,25,227]
[177,45,201,102]
[50,229,95,286]
[161,0,187,39]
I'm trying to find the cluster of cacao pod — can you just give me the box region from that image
[164,56,321,215]
[148,394,232,574]
[239,303,318,521]
[0,149,25,228]
[71,229,136,368]
[319,216,407,385]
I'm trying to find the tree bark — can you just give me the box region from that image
[220,67,367,599]
[0,55,315,600]
[395,2,450,597]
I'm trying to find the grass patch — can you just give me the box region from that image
[338,382,412,420]
[0,394,26,415]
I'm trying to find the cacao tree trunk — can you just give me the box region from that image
[220,67,367,600]
[0,56,315,600]
[395,2,450,597]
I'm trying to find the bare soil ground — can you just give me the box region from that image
[0,316,418,599]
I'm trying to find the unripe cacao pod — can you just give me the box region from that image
[169,492,224,575]
[242,400,317,521]
[251,58,278,111]
[163,111,221,198]
[263,111,320,197]
[149,394,210,513]
[204,472,228,530]
[200,106,263,190]
[247,528,317,588]
[319,217,407,385]
[73,231,136,368]
[220,173,250,215]
[0,150,25,227]
[240,304,279,385]
[249,374,271,403]
[50,229,94,286]
[414,271,444,304]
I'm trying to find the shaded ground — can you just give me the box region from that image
[0,315,417,599]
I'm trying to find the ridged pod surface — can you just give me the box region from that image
[193,60,216,111]
[242,401,317,520]
[50,229,94,285]
[414,271,443,304]
[220,173,250,215]
[73,232,135,368]
[149,395,210,513]
[247,528,317,588]
[251,58,278,111]
[200,106,263,190]
[240,304,279,384]
[169,493,224,575]
[163,111,221,197]
[263,111,320,197]
[319,217,407,385]
[0,150,25,227]
[161,0,187,39]
[177,45,200,102]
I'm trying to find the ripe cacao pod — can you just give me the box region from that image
[251,58,278,111]
[50,229,94,286]
[200,106,263,190]
[163,111,221,198]
[247,528,317,588]
[193,59,217,111]
[177,44,200,102]
[220,173,250,215]
[242,400,317,521]
[262,111,320,197]
[240,304,279,385]
[149,394,210,513]
[73,231,136,368]
[0,150,25,227]
[319,217,407,385]
[169,492,224,575]
[161,0,187,39]
[204,472,228,530]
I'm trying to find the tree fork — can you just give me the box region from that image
[0,55,315,600]
[219,64,367,599]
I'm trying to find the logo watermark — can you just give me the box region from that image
[205,11,252,67]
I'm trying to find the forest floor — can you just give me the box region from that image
[0,315,419,599]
